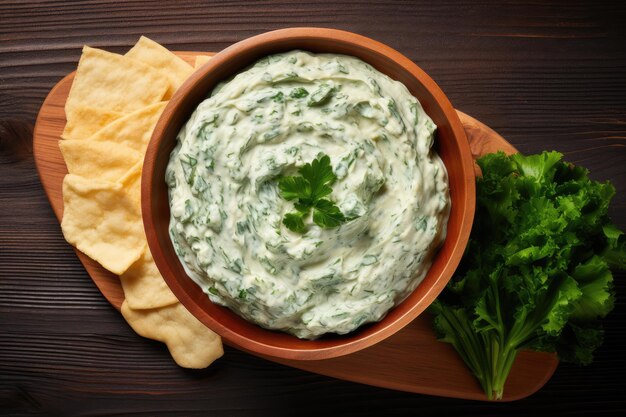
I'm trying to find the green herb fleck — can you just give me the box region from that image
[180,154,197,185]
[307,84,335,106]
[361,255,378,266]
[290,87,309,99]
[271,91,284,102]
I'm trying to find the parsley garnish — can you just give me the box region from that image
[278,154,352,233]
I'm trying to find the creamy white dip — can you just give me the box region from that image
[166,50,450,339]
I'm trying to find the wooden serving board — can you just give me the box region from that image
[33,51,556,401]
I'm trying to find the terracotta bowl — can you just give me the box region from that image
[142,28,475,360]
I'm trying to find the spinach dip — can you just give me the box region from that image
[166,51,450,339]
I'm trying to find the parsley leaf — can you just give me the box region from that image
[282,212,308,234]
[278,176,310,201]
[312,199,346,228]
[294,202,311,213]
[298,154,336,200]
[278,154,354,233]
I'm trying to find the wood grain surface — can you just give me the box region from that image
[1,1,625,416]
[32,49,557,401]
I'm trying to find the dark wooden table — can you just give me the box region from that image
[1,1,625,415]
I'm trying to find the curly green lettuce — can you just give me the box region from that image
[430,151,624,400]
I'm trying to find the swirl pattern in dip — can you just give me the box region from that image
[166,51,450,339]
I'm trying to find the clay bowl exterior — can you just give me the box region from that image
[142,27,475,360]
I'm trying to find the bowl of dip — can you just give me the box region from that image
[143,27,475,360]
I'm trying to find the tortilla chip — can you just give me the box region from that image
[88,102,166,153]
[61,174,145,275]
[194,55,212,69]
[62,106,122,140]
[66,46,169,114]
[121,300,223,368]
[59,140,141,182]
[120,248,178,310]
[126,36,194,99]
[119,160,143,210]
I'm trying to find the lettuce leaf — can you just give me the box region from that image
[430,151,624,400]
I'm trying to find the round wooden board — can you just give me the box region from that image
[33,51,557,401]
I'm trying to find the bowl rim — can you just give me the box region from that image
[142,27,475,360]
